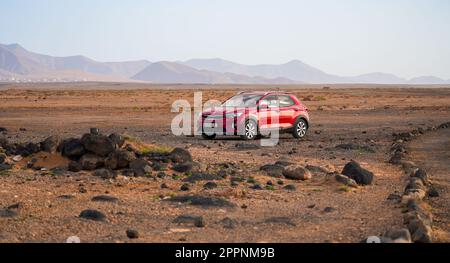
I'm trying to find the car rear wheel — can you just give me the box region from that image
[241,119,258,140]
[293,118,308,138]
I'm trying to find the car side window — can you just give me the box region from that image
[277,95,295,108]
[260,95,279,108]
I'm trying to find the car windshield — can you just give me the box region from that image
[222,94,263,107]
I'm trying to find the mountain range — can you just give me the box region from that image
[1,43,449,84]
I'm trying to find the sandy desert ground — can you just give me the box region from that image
[0,82,449,243]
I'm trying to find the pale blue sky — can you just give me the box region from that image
[1,0,449,79]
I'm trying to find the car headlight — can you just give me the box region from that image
[225,112,243,118]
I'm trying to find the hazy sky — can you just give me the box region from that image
[1,0,449,79]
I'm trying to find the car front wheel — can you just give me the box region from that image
[293,118,308,138]
[241,119,258,140]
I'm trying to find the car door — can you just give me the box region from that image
[258,95,281,129]
[277,95,296,128]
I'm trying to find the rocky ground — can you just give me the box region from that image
[0,83,449,243]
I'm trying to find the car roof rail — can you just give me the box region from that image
[266,91,293,95]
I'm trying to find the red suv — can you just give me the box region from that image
[199,91,309,140]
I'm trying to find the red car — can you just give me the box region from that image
[199,91,310,140]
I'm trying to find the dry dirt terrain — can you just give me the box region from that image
[0,82,449,243]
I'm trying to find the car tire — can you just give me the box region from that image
[201,133,216,140]
[240,119,258,140]
[292,118,308,138]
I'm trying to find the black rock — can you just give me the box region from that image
[404,177,426,195]
[183,172,223,183]
[172,161,193,173]
[173,215,205,227]
[251,184,263,190]
[0,163,13,171]
[0,138,9,148]
[427,186,439,198]
[80,153,104,170]
[90,128,100,135]
[61,138,85,159]
[0,209,17,218]
[0,153,6,164]
[58,195,75,200]
[7,203,22,210]
[411,168,429,185]
[0,127,7,133]
[23,142,40,158]
[40,135,60,153]
[68,161,82,172]
[109,133,125,148]
[259,164,284,178]
[166,195,236,209]
[160,183,169,189]
[79,209,106,221]
[129,158,152,177]
[408,219,432,243]
[81,133,116,157]
[220,217,238,229]
[180,183,190,191]
[18,142,41,156]
[126,229,139,239]
[105,149,136,170]
[50,167,67,175]
[323,207,336,213]
[121,169,136,177]
[93,168,117,179]
[341,161,374,185]
[157,171,167,178]
[283,184,296,191]
[169,148,192,163]
[203,182,217,189]
[389,152,405,165]
[385,228,412,243]
[91,195,119,203]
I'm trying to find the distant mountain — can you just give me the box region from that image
[132,61,299,84]
[0,43,148,81]
[0,43,448,84]
[104,60,151,78]
[408,76,448,85]
[184,58,341,83]
[349,72,406,84]
[184,58,450,85]
[0,43,112,75]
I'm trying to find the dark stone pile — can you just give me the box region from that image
[0,128,196,178]
[381,121,450,243]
